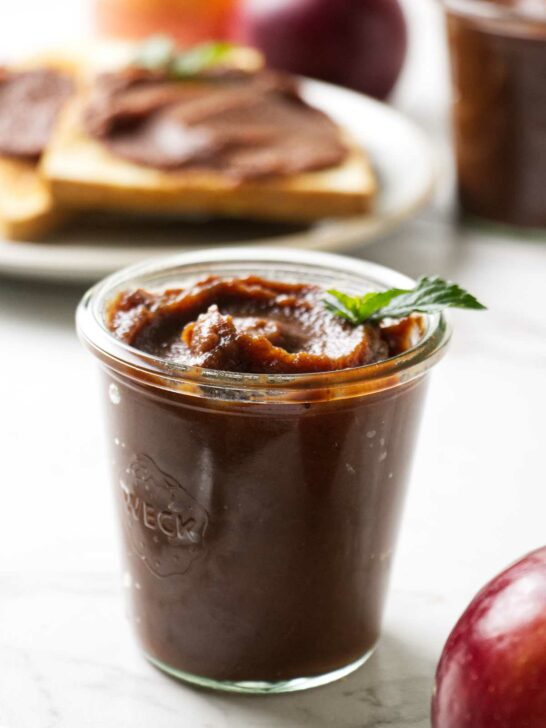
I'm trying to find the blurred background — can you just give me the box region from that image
[2,1,449,131]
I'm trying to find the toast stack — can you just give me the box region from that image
[0,42,377,241]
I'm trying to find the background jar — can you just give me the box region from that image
[444,0,546,229]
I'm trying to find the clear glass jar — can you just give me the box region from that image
[444,0,546,230]
[77,247,450,694]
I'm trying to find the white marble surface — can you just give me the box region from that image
[2,2,546,727]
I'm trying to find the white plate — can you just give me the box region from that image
[0,79,435,283]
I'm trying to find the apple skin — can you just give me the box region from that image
[230,0,407,100]
[432,547,546,728]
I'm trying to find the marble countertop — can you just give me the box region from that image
[2,2,546,727]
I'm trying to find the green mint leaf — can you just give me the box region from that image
[370,276,486,321]
[134,38,235,78]
[324,288,408,325]
[134,35,176,72]
[170,41,235,78]
[325,276,486,325]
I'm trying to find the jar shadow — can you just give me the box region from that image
[177,632,436,728]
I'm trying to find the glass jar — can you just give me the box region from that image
[445,0,546,229]
[77,247,450,693]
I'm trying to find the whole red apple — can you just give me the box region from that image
[432,547,546,728]
[230,0,407,100]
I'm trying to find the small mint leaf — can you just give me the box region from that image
[170,41,235,78]
[370,276,486,321]
[325,277,485,325]
[134,35,175,72]
[325,288,408,325]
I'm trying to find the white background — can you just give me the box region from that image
[1,2,545,726]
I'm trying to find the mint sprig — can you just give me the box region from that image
[133,36,235,79]
[170,41,235,78]
[324,276,486,325]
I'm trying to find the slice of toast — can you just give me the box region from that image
[43,95,376,222]
[43,41,376,223]
[0,54,77,240]
[42,99,376,221]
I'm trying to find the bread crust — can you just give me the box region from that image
[0,157,64,240]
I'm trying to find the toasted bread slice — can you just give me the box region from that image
[43,94,376,222]
[0,54,78,240]
[0,156,64,240]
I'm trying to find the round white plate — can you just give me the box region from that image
[0,79,435,283]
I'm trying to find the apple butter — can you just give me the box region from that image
[106,275,422,373]
[82,67,348,179]
[0,68,73,160]
[446,0,546,228]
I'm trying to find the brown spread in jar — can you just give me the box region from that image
[0,68,73,160]
[83,68,349,180]
[107,275,421,373]
[447,0,546,227]
[100,271,430,684]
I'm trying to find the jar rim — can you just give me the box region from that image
[76,247,450,400]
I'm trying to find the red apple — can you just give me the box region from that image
[432,547,546,728]
[230,0,407,100]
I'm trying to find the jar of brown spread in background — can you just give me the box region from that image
[445,0,546,229]
[77,248,449,694]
